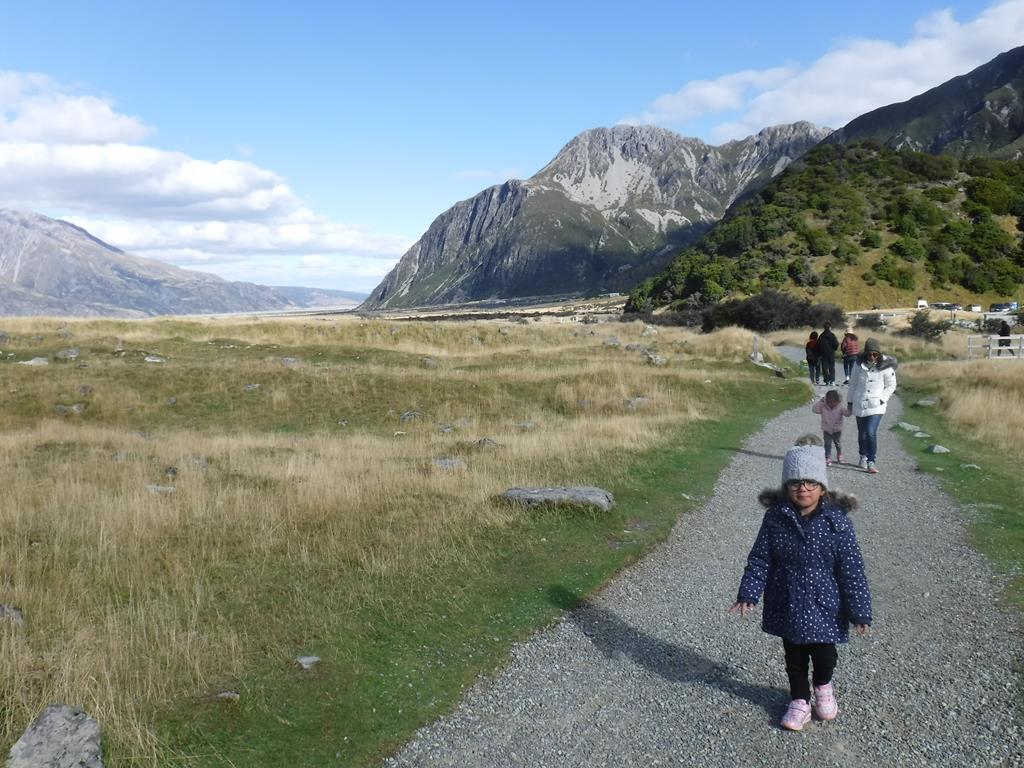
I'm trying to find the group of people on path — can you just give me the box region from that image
[729,328,898,732]
[804,322,862,386]
[805,327,897,474]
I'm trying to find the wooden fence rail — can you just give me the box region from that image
[966,334,1024,359]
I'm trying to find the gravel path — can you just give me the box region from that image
[386,386,1024,767]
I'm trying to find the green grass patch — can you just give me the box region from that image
[152,377,806,767]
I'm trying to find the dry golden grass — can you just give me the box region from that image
[0,316,762,761]
[900,359,1024,453]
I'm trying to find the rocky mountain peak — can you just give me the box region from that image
[362,121,829,310]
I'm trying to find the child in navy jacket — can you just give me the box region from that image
[730,444,872,731]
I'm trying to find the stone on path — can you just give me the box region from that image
[6,704,103,768]
[502,486,615,512]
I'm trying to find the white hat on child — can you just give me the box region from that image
[782,444,828,488]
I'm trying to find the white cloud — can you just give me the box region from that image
[624,67,795,125]
[631,0,1024,143]
[0,71,412,289]
[299,255,333,269]
[0,72,152,143]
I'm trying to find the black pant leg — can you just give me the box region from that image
[783,640,812,701]
[809,643,838,687]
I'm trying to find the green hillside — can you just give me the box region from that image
[626,141,1024,312]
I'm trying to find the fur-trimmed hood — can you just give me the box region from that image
[758,487,859,513]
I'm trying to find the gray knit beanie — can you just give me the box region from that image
[864,337,881,354]
[782,445,828,488]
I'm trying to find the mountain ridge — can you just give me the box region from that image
[360,121,831,310]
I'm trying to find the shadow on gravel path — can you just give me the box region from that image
[548,585,784,720]
[713,446,785,461]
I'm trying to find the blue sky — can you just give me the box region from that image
[1,0,1022,292]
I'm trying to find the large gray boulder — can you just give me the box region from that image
[6,704,103,768]
[502,486,615,512]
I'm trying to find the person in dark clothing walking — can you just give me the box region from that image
[805,331,820,385]
[998,320,1015,356]
[730,444,872,731]
[817,322,839,386]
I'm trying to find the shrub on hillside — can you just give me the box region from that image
[902,310,951,342]
[701,289,844,333]
[855,313,886,331]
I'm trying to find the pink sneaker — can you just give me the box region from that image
[826,457,832,466]
[781,699,812,731]
[836,453,844,464]
[813,682,838,720]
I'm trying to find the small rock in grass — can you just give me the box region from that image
[916,398,938,407]
[433,457,467,471]
[503,486,615,512]
[645,352,667,366]
[897,422,921,432]
[243,383,260,393]
[513,420,536,430]
[960,463,982,470]
[78,385,93,397]
[296,656,320,670]
[914,432,932,438]
[472,438,500,450]
[217,691,240,702]
[603,336,621,347]
[279,357,298,367]
[400,410,423,423]
[6,704,102,768]
[421,357,438,369]
[165,396,177,406]
[146,484,176,494]
[144,355,165,364]
[0,605,24,624]
[928,445,950,454]
[17,357,49,366]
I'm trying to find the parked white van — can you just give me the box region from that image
[916,298,929,309]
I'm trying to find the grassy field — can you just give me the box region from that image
[894,359,1024,609]
[0,316,806,766]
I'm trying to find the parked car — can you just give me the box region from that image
[916,298,929,309]
[969,304,982,312]
[931,302,954,310]
[990,302,1017,313]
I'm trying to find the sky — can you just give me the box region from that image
[1,0,1023,293]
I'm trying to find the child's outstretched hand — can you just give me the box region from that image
[728,601,756,616]
[855,623,870,636]
[845,404,853,417]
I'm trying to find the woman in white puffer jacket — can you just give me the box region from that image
[846,337,897,474]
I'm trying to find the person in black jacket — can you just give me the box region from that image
[817,322,839,386]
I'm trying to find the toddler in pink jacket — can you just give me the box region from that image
[812,390,850,465]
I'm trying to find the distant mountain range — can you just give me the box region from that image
[0,210,365,317]
[3,45,1022,318]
